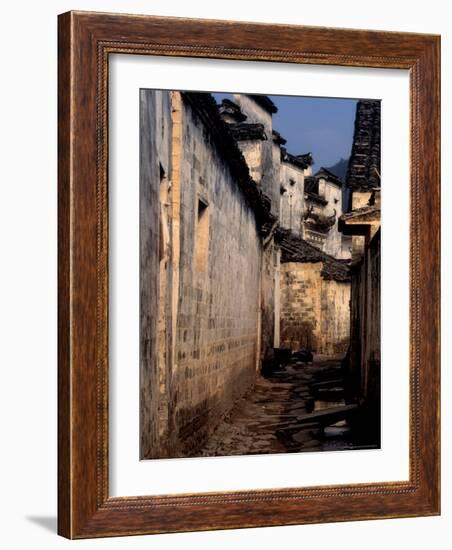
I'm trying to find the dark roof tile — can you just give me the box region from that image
[272,129,287,146]
[276,229,350,282]
[315,167,343,186]
[229,122,267,141]
[246,94,278,114]
[281,148,313,169]
[346,100,381,191]
[218,99,247,122]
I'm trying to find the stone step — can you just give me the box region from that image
[286,404,359,427]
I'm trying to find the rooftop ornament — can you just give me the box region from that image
[218,98,247,123]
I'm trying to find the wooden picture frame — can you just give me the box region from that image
[58,10,440,539]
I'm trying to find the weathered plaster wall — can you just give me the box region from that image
[341,234,353,258]
[279,162,305,235]
[230,98,282,370]
[271,140,282,219]
[233,95,279,217]
[233,94,272,131]
[139,90,173,458]
[352,190,373,210]
[319,179,345,258]
[236,140,263,183]
[280,262,350,354]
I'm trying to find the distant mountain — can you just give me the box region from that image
[325,157,349,182]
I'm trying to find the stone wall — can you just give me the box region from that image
[280,262,322,351]
[280,261,350,354]
[140,90,264,458]
[174,95,262,456]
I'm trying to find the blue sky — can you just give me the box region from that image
[213,93,358,170]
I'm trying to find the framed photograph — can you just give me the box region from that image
[58,11,440,538]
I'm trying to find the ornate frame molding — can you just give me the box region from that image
[58,11,440,538]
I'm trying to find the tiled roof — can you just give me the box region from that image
[246,94,278,114]
[315,167,343,187]
[276,229,350,282]
[218,99,247,122]
[305,192,328,206]
[338,205,380,236]
[229,122,267,141]
[297,152,314,167]
[340,205,380,222]
[272,129,287,146]
[346,100,381,191]
[281,148,313,169]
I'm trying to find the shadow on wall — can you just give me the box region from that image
[25,516,57,533]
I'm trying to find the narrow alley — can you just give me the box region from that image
[198,354,375,457]
[140,91,381,459]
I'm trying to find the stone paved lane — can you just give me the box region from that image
[197,354,378,458]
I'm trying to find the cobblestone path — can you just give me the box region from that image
[198,355,372,457]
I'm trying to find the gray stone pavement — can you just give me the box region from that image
[197,355,375,457]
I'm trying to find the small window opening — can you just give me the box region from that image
[195,199,209,273]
